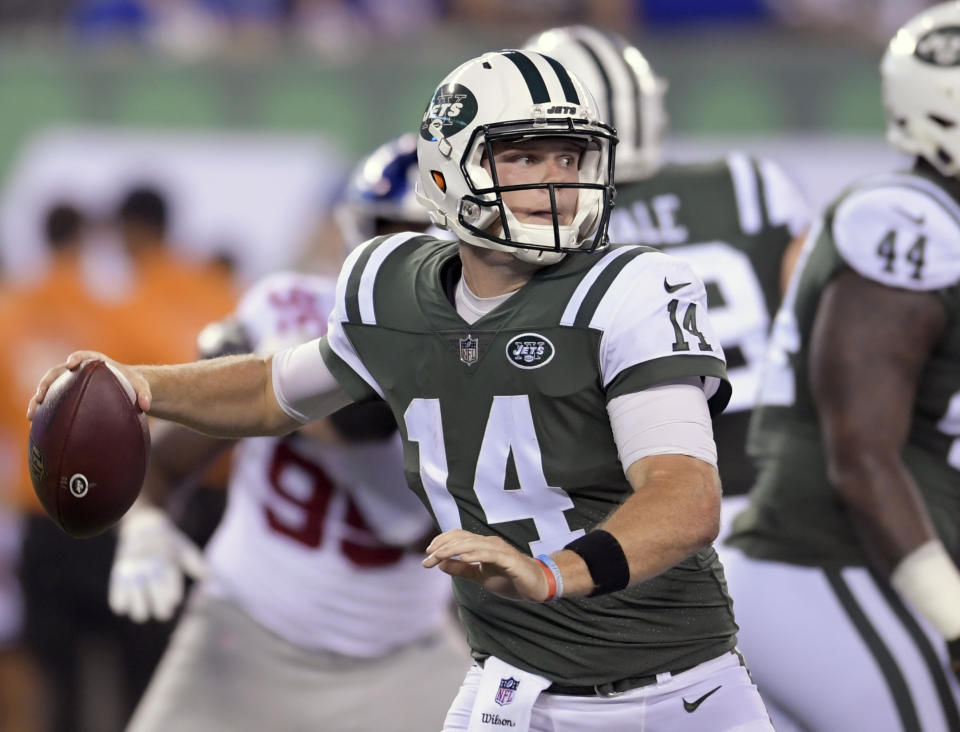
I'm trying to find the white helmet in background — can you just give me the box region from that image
[416,49,617,265]
[336,133,432,249]
[524,26,667,182]
[882,1,960,177]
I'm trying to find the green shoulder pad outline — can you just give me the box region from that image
[605,354,731,416]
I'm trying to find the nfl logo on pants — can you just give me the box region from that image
[495,677,519,706]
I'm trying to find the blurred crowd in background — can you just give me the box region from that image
[0,0,936,51]
[0,1,944,731]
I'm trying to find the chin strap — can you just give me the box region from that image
[511,247,567,266]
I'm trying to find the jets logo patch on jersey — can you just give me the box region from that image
[505,333,554,369]
[420,83,478,141]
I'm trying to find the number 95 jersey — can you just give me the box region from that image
[731,168,960,565]
[319,233,735,686]
[202,271,451,658]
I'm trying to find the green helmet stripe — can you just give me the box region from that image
[536,53,581,105]
[574,39,615,137]
[503,51,550,104]
[601,30,643,150]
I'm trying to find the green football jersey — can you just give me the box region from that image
[609,154,808,495]
[319,232,737,685]
[728,168,960,566]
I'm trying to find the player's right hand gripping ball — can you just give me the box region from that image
[28,360,150,538]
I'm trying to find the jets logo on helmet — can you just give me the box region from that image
[421,84,479,140]
[915,26,960,66]
[524,26,667,181]
[416,49,618,265]
[882,2,960,177]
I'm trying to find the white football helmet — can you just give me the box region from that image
[416,49,617,265]
[524,26,667,182]
[336,133,431,249]
[882,1,960,177]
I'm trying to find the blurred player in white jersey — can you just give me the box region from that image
[110,134,469,732]
[524,26,810,497]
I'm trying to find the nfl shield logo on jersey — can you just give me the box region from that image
[495,677,519,706]
[459,335,479,365]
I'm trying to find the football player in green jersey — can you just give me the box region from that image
[524,26,810,497]
[27,50,773,731]
[722,3,960,730]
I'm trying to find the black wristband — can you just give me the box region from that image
[564,529,630,597]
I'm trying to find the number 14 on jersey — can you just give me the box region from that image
[404,395,585,556]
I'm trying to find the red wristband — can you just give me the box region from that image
[535,558,557,602]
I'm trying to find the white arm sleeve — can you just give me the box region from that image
[890,540,960,640]
[608,378,718,474]
[271,340,353,424]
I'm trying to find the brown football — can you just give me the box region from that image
[27,360,149,538]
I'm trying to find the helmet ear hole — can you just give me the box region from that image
[431,171,447,192]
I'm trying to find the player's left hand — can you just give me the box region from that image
[423,529,550,602]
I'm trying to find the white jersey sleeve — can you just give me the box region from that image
[832,174,960,292]
[589,249,727,403]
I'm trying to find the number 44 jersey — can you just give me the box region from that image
[320,234,737,686]
[729,167,960,566]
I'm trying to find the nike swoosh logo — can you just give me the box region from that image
[893,206,925,227]
[663,278,692,294]
[683,685,722,713]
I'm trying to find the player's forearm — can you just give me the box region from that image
[143,355,298,438]
[551,454,721,596]
[811,270,946,571]
[826,450,938,573]
[829,451,960,642]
